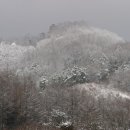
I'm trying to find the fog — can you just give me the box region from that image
[0,0,130,40]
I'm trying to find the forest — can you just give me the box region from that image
[0,22,130,130]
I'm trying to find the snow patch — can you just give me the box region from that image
[77,83,130,100]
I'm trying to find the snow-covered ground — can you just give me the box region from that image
[76,83,130,100]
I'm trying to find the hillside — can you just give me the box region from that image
[0,22,130,130]
[26,22,125,75]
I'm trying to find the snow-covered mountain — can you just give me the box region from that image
[0,22,126,76]
[37,22,124,49]
[35,22,125,75]
[1,22,130,130]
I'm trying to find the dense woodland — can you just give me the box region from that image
[1,22,130,130]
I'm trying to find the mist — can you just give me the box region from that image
[0,0,130,40]
[1,1,130,129]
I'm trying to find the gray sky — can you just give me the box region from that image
[0,0,130,40]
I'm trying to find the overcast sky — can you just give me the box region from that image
[0,0,130,40]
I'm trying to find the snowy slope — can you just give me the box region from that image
[76,83,130,100]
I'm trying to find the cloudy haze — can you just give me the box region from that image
[0,0,130,40]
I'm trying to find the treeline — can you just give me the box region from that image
[0,70,130,130]
[0,71,44,129]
